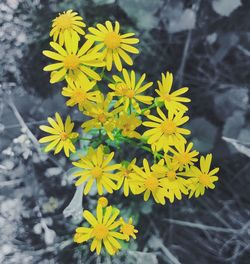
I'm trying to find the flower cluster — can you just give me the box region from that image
[39,10,219,256]
[74,199,137,255]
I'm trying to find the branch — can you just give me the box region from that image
[164,218,238,234]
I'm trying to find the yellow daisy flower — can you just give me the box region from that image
[116,112,141,139]
[116,158,140,196]
[152,157,188,203]
[61,77,99,111]
[131,159,168,204]
[50,10,86,46]
[185,154,219,198]
[85,21,139,71]
[108,69,153,113]
[119,217,138,241]
[74,204,124,255]
[43,33,105,83]
[169,141,199,171]
[143,107,190,152]
[156,71,190,113]
[72,145,121,195]
[39,112,78,157]
[82,93,123,140]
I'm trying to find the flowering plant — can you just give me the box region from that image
[39,10,219,256]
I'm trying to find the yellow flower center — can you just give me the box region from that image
[123,168,132,177]
[177,153,190,165]
[104,32,121,49]
[91,167,103,178]
[145,176,158,191]
[126,90,135,99]
[163,93,172,102]
[167,171,176,181]
[93,224,108,240]
[161,119,176,135]
[98,113,107,123]
[98,197,108,208]
[64,54,80,70]
[199,173,210,187]
[55,13,73,29]
[122,123,131,131]
[121,223,134,236]
[72,91,86,103]
[60,132,68,141]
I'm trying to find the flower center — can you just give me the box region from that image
[64,54,80,70]
[104,32,121,49]
[93,224,108,240]
[60,132,68,141]
[123,169,132,177]
[91,167,103,178]
[167,171,176,181]
[163,93,172,102]
[72,91,86,103]
[161,119,176,135]
[177,153,190,165]
[145,176,158,191]
[98,113,107,123]
[121,223,134,236]
[199,173,210,187]
[56,13,73,30]
[126,90,135,99]
[122,123,131,131]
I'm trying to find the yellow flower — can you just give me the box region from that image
[116,112,141,139]
[72,145,121,195]
[74,204,124,255]
[116,158,140,196]
[120,217,138,241]
[156,71,190,113]
[98,197,109,208]
[169,141,199,171]
[108,69,153,113]
[85,21,139,71]
[130,159,168,204]
[185,154,219,198]
[50,10,86,46]
[39,113,78,157]
[152,157,188,203]
[82,93,123,140]
[43,33,105,83]
[143,107,190,152]
[61,77,99,111]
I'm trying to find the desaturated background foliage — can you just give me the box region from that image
[0,0,250,263]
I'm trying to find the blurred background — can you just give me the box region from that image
[0,0,250,263]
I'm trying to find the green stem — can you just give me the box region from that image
[78,137,91,141]
[141,102,157,115]
[117,134,163,161]
[102,73,114,83]
[129,100,133,114]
